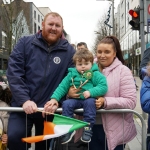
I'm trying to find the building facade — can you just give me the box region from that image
[116,0,141,76]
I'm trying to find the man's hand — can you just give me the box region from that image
[83,91,90,99]
[22,100,37,114]
[95,97,105,109]
[68,86,80,98]
[43,99,58,117]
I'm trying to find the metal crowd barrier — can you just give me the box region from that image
[0,107,147,150]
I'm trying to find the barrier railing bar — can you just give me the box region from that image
[0,107,146,150]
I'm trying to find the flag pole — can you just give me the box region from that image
[36,109,54,115]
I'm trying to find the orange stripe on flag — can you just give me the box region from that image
[22,135,44,143]
[44,121,55,135]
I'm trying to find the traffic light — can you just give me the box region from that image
[128,8,140,30]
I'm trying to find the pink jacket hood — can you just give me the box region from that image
[102,58,137,150]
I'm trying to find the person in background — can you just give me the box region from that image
[71,44,76,50]
[130,70,139,91]
[50,49,107,144]
[139,47,150,80]
[68,36,137,150]
[6,12,75,150]
[140,61,150,150]
[0,81,11,150]
[77,42,88,51]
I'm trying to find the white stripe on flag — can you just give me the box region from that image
[54,125,73,134]
[43,125,73,140]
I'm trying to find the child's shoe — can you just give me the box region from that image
[81,126,93,143]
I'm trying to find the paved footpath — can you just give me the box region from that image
[125,76,148,150]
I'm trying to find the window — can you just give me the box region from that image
[127,2,129,10]
[2,31,7,48]
[122,13,124,19]
[121,13,124,21]
[34,22,37,33]
[121,1,123,7]
[12,36,15,49]
[2,35,5,48]
[34,10,36,19]
[127,17,129,25]
[22,28,24,33]
[38,14,40,22]
[121,26,124,33]
[38,26,40,31]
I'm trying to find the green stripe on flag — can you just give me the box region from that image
[53,114,88,132]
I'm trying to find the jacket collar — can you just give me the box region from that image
[102,58,122,76]
[32,31,68,52]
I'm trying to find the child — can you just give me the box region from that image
[50,49,108,144]
[140,62,150,150]
[0,81,11,150]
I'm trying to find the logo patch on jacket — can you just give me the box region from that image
[53,57,61,64]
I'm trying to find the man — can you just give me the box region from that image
[6,12,75,150]
[77,42,88,50]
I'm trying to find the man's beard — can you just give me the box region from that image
[42,29,61,45]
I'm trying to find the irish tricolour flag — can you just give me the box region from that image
[22,113,88,143]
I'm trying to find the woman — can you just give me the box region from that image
[89,36,137,150]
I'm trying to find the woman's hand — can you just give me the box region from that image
[68,86,80,98]
[1,134,7,144]
[95,97,105,109]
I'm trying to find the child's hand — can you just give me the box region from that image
[83,91,90,98]
[1,134,7,144]
[43,99,58,117]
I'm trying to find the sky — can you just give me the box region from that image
[25,0,120,50]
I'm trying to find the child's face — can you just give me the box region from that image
[76,59,92,74]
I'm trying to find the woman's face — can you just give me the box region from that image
[96,43,116,68]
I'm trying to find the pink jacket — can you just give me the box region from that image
[102,58,137,150]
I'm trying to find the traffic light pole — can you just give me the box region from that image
[140,0,145,60]
[140,0,147,120]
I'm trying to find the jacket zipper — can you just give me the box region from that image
[37,47,52,104]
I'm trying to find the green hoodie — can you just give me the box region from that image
[51,63,107,101]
